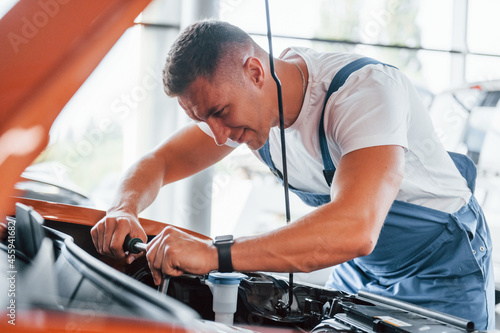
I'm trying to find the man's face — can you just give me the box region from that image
[178,73,273,150]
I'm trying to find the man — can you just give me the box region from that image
[91,20,494,329]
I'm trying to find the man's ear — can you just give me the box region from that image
[244,57,265,88]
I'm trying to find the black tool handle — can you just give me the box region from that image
[123,235,147,254]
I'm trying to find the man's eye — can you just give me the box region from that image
[214,108,225,118]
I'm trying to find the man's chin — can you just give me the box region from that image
[246,138,266,150]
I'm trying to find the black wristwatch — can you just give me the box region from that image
[213,235,234,273]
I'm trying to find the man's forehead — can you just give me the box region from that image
[178,78,219,121]
[178,95,202,121]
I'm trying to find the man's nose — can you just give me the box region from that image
[206,118,230,146]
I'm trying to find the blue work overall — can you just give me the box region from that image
[258,58,494,329]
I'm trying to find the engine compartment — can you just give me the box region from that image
[1,202,477,333]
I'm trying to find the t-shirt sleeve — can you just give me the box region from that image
[327,67,410,156]
[196,122,241,148]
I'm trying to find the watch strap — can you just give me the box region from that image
[217,242,233,272]
[214,235,234,273]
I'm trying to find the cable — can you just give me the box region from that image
[264,0,294,313]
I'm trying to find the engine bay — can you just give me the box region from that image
[0,202,477,333]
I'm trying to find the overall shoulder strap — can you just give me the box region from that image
[259,57,397,188]
[447,151,477,193]
[319,57,397,186]
[258,139,284,180]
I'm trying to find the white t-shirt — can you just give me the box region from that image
[199,47,471,213]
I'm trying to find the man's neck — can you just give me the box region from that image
[273,58,307,128]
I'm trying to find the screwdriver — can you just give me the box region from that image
[122,235,170,293]
[123,235,147,254]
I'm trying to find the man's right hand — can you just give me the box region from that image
[91,211,147,264]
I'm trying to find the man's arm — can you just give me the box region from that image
[231,145,404,272]
[146,145,404,283]
[91,123,234,262]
